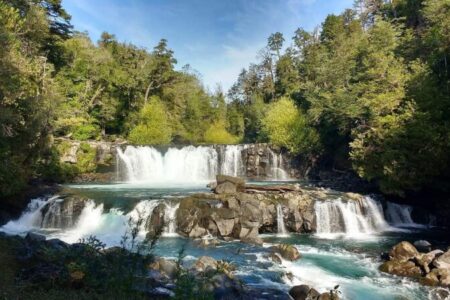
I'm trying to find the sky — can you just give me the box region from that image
[62,0,354,92]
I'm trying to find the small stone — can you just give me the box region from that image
[271,244,301,261]
[414,240,432,253]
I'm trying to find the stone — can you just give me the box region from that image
[433,250,450,270]
[271,244,301,261]
[379,260,422,277]
[389,241,419,262]
[214,218,235,237]
[414,240,432,253]
[193,256,218,272]
[420,269,440,286]
[46,238,69,251]
[189,225,207,238]
[146,204,166,237]
[267,252,282,264]
[307,288,321,299]
[25,232,46,242]
[148,258,179,279]
[215,181,237,194]
[289,285,311,300]
[415,249,443,274]
[240,236,263,246]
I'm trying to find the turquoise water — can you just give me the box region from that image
[2,182,449,299]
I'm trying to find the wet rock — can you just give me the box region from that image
[193,256,218,272]
[146,203,166,237]
[149,258,178,279]
[267,252,282,264]
[46,238,69,251]
[271,244,301,261]
[379,260,422,277]
[215,181,237,194]
[415,250,443,274]
[289,284,311,300]
[214,175,245,194]
[25,232,46,242]
[414,240,432,253]
[240,236,263,246]
[389,241,419,262]
[433,250,450,270]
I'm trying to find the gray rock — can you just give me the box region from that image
[414,240,432,252]
[25,232,46,242]
[215,181,237,194]
[289,285,311,300]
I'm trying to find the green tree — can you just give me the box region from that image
[128,96,172,145]
[262,98,320,155]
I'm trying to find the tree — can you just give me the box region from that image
[268,32,284,59]
[262,98,320,155]
[128,97,172,145]
[204,120,239,144]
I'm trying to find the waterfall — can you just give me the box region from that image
[314,196,389,238]
[385,202,423,227]
[268,149,289,180]
[220,145,247,177]
[163,202,180,236]
[277,204,288,236]
[117,145,219,183]
[116,144,292,183]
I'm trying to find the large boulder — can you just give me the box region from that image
[271,244,301,261]
[389,241,419,262]
[379,260,422,277]
[433,250,450,270]
[214,175,245,194]
[193,256,218,273]
[148,258,178,279]
[415,249,443,274]
[289,285,320,300]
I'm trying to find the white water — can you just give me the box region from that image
[117,145,219,184]
[220,145,247,177]
[385,202,425,228]
[276,204,288,236]
[163,202,180,237]
[268,149,290,180]
[1,196,162,246]
[315,196,389,239]
[117,145,290,184]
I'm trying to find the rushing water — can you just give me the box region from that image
[2,183,448,299]
[116,145,291,183]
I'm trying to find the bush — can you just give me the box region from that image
[73,123,101,141]
[128,97,172,145]
[262,97,320,155]
[204,120,240,144]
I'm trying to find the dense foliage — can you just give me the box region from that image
[0,0,449,198]
[226,0,450,196]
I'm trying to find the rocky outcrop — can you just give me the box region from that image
[172,186,316,243]
[40,195,88,228]
[380,241,450,288]
[242,144,300,179]
[289,285,340,300]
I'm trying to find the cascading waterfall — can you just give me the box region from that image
[268,149,289,180]
[220,145,247,177]
[276,204,288,236]
[117,145,219,183]
[117,144,290,183]
[385,202,422,227]
[314,196,389,238]
[163,202,180,236]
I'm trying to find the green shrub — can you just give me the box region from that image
[204,120,240,144]
[76,143,97,173]
[73,124,101,141]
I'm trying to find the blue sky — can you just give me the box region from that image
[62,0,354,92]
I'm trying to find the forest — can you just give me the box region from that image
[1,0,449,198]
